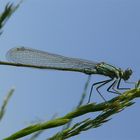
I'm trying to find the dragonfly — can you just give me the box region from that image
[5,47,132,102]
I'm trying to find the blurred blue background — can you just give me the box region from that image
[0,0,140,139]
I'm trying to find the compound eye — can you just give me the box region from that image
[124,68,132,80]
[126,68,132,75]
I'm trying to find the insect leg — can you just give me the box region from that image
[107,79,121,94]
[88,78,113,103]
[116,78,130,90]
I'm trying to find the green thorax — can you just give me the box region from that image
[95,62,122,79]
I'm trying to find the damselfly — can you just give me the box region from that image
[5,47,132,102]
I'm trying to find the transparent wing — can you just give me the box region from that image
[6,47,98,71]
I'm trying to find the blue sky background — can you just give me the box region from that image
[0,0,140,139]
